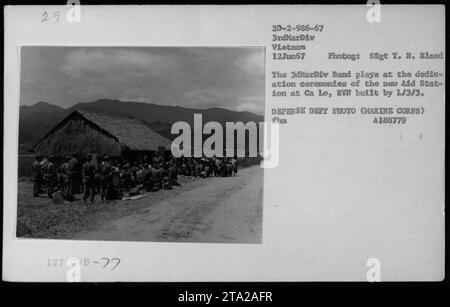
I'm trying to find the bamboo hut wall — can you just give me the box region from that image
[33,117,123,157]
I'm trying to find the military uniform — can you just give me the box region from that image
[45,161,57,198]
[32,159,42,197]
[121,165,133,191]
[110,166,122,199]
[57,162,68,197]
[231,158,238,176]
[151,166,163,190]
[65,156,79,201]
[137,166,150,191]
[100,161,112,201]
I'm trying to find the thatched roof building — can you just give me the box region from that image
[31,110,172,157]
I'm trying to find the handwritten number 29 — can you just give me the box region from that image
[41,11,60,23]
[41,11,49,22]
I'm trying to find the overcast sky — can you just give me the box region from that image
[20,47,265,115]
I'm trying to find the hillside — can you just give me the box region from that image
[19,102,66,145]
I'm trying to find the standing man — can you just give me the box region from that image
[110,162,122,200]
[100,156,112,201]
[231,157,238,176]
[58,157,70,198]
[65,153,79,202]
[40,156,49,195]
[45,156,57,198]
[82,154,96,203]
[215,157,221,177]
[32,156,42,197]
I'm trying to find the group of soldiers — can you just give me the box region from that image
[176,156,238,178]
[31,153,238,203]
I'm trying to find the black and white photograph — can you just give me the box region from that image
[17,46,265,243]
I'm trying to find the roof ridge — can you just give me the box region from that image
[75,109,172,151]
[76,109,138,121]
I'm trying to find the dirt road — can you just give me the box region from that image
[72,165,263,243]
